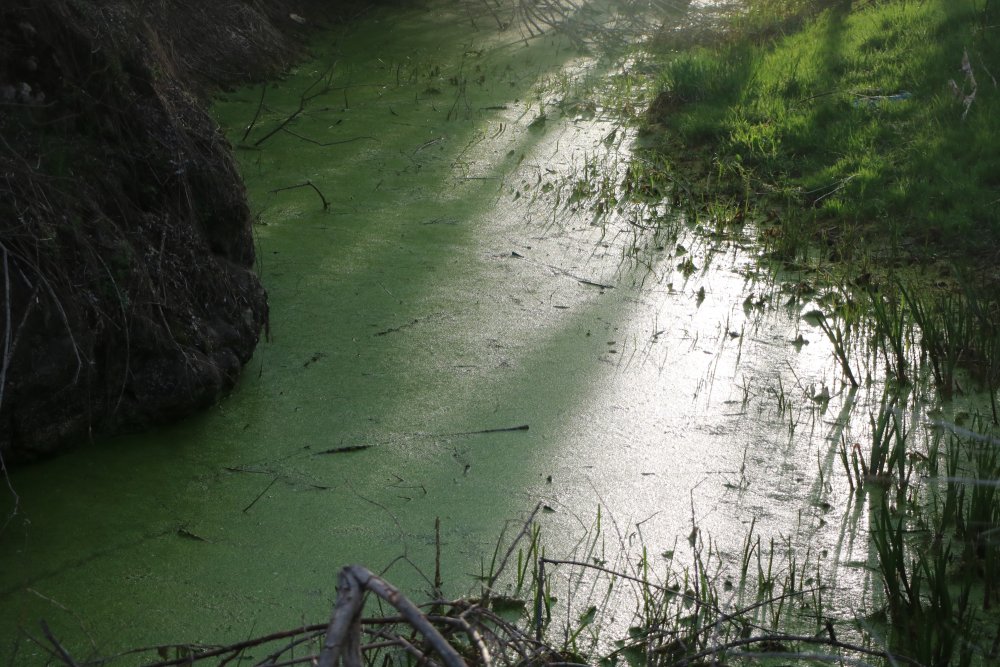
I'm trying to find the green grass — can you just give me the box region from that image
[646,0,1000,265]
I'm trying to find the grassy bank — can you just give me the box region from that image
[644,0,999,275]
[620,1,1000,664]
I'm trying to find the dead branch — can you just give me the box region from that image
[41,564,560,666]
[319,566,468,667]
[318,568,364,667]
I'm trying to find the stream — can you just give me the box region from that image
[0,1,912,662]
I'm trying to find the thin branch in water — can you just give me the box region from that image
[252,104,306,147]
[241,85,267,143]
[448,424,530,436]
[251,61,341,148]
[40,621,80,667]
[675,633,922,667]
[279,128,377,147]
[269,181,330,211]
[486,501,544,593]
[242,474,279,513]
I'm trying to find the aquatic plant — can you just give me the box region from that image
[804,307,859,388]
[867,286,912,387]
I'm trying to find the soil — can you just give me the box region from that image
[0,0,370,462]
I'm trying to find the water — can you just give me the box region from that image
[0,2,916,662]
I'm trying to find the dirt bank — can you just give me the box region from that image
[0,0,366,461]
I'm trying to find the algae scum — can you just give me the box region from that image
[0,2,988,663]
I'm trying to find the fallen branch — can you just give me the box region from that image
[318,565,467,667]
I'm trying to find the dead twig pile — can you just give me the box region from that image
[35,565,571,667]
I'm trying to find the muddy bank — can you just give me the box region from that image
[0,0,364,461]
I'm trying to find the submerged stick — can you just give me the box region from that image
[315,445,372,455]
[449,424,529,436]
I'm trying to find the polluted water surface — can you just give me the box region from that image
[0,0,932,661]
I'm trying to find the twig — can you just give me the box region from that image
[414,136,445,153]
[242,474,278,513]
[241,85,267,143]
[130,625,326,667]
[448,424,529,436]
[40,621,80,667]
[511,253,615,289]
[0,244,21,533]
[269,181,330,211]
[486,502,544,593]
[434,517,443,600]
[315,445,372,455]
[252,61,339,147]
[279,128,377,147]
[541,557,671,592]
[674,633,921,667]
[0,244,11,412]
[252,104,306,147]
[352,566,466,667]
[364,628,431,665]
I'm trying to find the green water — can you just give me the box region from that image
[0,2,954,663]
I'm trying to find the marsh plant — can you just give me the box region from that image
[868,413,1000,666]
